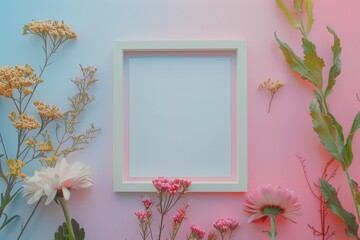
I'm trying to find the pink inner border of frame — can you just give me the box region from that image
[122,50,237,183]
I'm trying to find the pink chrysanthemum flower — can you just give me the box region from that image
[244,184,301,223]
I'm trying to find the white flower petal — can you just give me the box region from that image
[45,189,56,205]
[62,188,71,201]
[22,158,92,205]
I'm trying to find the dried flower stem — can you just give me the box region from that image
[297,155,337,239]
[258,78,284,113]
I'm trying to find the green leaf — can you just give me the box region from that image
[304,0,314,34]
[276,0,300,28]
[325,27,342,97]
[313,90,324,113]
[0,213,19,230]
[275,34,315,85]
[309,101,346,168]
[302,38,325,89]
[344,112,360,167]
[321,179,360,239]
[54,219,85,240]
[22,25,28,36]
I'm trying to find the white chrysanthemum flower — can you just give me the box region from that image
[23,158,93,205]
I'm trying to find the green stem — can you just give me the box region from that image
[320,90,330,114]
[345,170,360,223]
[17,197,42,240]
[294,0,307,39]
[270,215,277,240]
[58,196,76,240]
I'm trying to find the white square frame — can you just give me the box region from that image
[113,41,247,192]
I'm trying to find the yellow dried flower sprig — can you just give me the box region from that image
[259,78,284,113]
[6,159,26,180]
[9,112,40,130]
[43,155,59,166]
[0,65,42,98]
[34,101,61,120]
[23,20,77,40]
[25,138,38,149]
[39,139,54,152]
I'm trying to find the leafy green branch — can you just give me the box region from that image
[275,0,360,238]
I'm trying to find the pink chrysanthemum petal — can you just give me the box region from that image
[244,184,301,223]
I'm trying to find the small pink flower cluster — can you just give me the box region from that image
[141,197,153,210]
[173,203,189,224]
[152,176,191,195]
[189,225,206,240]
[213,217,239,234]
[134,210,152,223]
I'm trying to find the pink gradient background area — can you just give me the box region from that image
[1,0,360,239]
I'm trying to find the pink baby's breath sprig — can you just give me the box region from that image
[170,203,190,240]
[134,210,153,240]
[136,177,192,240]
[142,196,154,210]
[188,225,206,240]
[154,177,191,240]
[213,217,239,240]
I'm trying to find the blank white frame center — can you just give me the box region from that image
[113,41,247,192]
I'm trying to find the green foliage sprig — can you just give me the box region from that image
[275,0,360,239]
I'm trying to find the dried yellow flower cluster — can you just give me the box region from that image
[258,78,284,95]
[0,65,42,97]
[44,155,58,166]
[34,101,61,120]
[6,159,26,179]
[9,112,40,130]
[25,138,38,149]
[39,139,54,152]
[23,20,77,39]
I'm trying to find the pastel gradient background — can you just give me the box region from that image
[1,0,360,239]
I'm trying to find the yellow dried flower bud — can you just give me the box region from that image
[6,159,25,179]
[44,155,58,166]
[39,139,54,152]
[0,65,41,97]
[34,101,61,120]
[12,113,40,130]
[25,138,38,149]
[24,20,77,40]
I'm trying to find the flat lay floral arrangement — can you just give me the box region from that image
[1,0,360,240]
[0,20,99,240]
